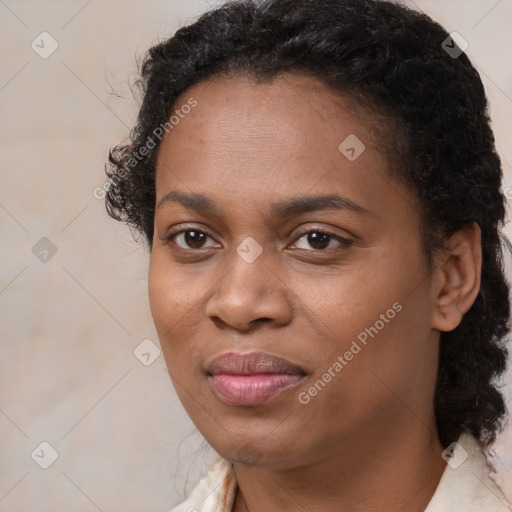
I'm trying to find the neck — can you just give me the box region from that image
[232,421,446,512]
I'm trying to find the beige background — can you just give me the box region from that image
[0,0,511,510]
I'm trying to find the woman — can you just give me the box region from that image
[105,0,512,510]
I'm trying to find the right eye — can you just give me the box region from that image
[164,228,221,250]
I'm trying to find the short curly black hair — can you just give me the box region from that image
[105,0,511,448]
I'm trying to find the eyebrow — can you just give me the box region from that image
[156,190,372,218]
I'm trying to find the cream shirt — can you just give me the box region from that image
[169,432,512,511]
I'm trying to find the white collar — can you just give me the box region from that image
[424,432,511,511]
[169,432,512,512]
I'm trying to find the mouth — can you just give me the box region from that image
[206,351,307,406]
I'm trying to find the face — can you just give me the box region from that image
[148,73,441,469]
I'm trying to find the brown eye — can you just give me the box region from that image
[292,229,353,251]
[166,229,218,250]
[304,232,331,250]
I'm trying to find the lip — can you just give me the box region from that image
[206,352,307,406]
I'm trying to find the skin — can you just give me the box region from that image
[148,73,482,511]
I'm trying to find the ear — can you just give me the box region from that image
[431,222,482,332]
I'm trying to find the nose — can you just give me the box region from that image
[205,242,293,332]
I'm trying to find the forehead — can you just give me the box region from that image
[154,73,387,202]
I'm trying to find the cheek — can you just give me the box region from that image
[147,255,195,367]
[289,254,411,340]
[294,247,431,380]
[148,258,175,333]
[147,252,216,375]
[148,253,201,329]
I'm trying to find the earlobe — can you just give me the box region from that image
[431,223,482,332]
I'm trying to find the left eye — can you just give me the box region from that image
[292,229,353,251]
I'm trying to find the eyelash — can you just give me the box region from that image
[163,226,354,253]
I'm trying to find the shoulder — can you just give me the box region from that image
[425,432,512,512]
[168,457,237,512]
